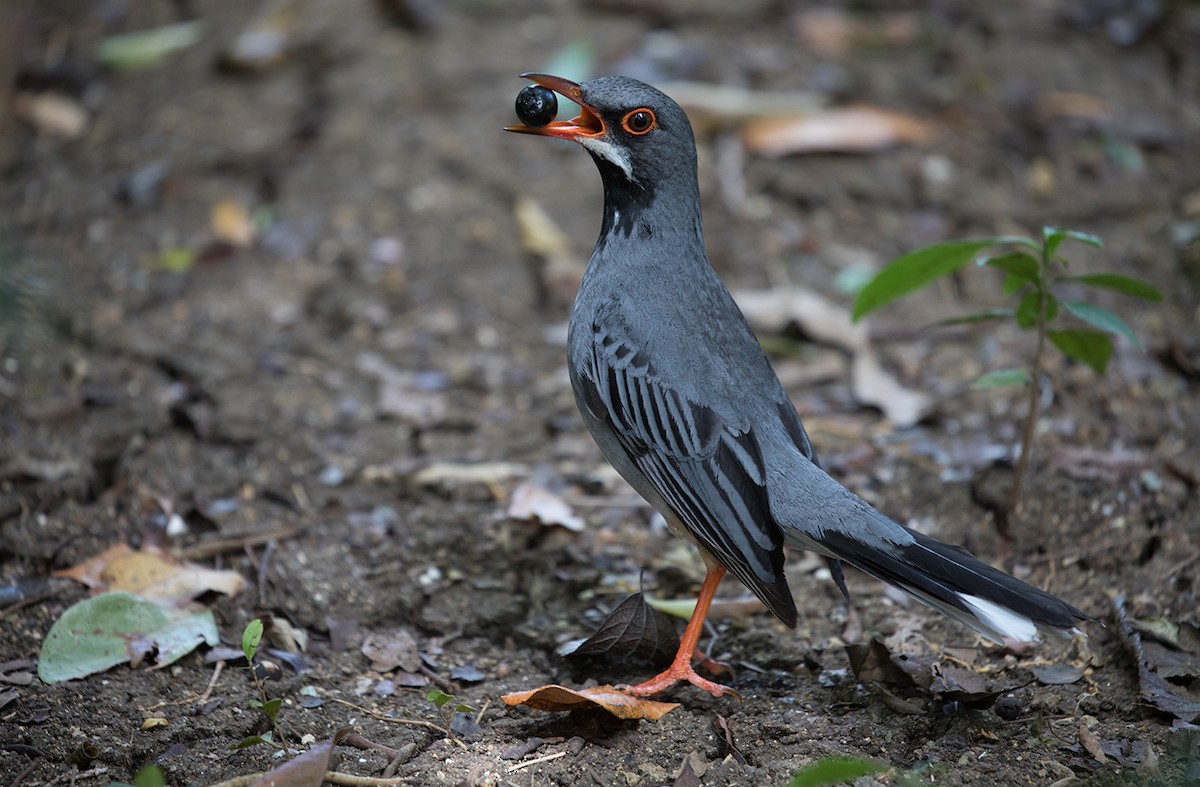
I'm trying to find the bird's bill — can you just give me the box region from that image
[506,73,605,139]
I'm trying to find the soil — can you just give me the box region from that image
[3,2,1200,785]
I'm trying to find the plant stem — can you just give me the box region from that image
[1008,244,1051,516]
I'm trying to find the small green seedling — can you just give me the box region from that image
[853,227,1161,515]
[788,755,887,787]
[232,618,292,757]
[426,688,475,726]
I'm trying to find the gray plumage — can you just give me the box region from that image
[542,76,1087,645]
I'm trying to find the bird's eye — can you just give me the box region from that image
[621,108,656,135]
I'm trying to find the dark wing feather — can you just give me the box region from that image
[581,319,797,626]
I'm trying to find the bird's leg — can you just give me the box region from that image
[626,566,736,698]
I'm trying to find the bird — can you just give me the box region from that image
[507,74,1089,698]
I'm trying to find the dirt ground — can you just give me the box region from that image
[3,1,1200,785]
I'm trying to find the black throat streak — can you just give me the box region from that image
[592,155,656,241]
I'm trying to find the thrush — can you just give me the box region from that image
[508,74,1088,698]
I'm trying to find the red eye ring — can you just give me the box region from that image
[621,108,656,135]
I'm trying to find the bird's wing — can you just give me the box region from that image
[578,317,797,626]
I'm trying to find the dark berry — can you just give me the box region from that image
[516,84,557,128]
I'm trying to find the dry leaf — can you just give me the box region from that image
[249,727,353,787]
[412,461,528,489]
[361,627,421,673]
[734,287,932,427]
[743,106,934,157]
[55,543,245,604]
[1078,718,1107,763]
[514,196,584,312]
[211,198,256,248]
[15,92,89,138]
[507,482,585,532]
[356,352,448,427]
[559,591,679,663]
[501,684,678,720]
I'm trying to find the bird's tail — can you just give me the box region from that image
[781,491,1089,644]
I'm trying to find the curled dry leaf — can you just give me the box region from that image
[501,684,678,720]
[507,481,585,532]
[742,106,934,157]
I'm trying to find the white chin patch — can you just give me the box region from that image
[579,136,633,180]
[957,593,1039,643]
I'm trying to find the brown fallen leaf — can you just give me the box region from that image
[743,106,934,157]
[249,727,353,787]
[361,627,421,673]
[1078,718,1107,763]
[211,198,256,248]
[500,684,678,720]
[55,543,246,604]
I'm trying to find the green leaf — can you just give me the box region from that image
[426,689,454,709]
[1062,300,1144,351]
[980,251,1040,286]
[788,755,888,787]
[96,21,204,72]
[262,696,282,722]
[971,369,1030,389]
[1044,226,1103,257]
[1002,273,1029,297]
[1015,292,1058,330]
[133,764,165,787]
[1048,329,1114,373]
[1069,273,1162,301]
[852,239,1001,321]
[231,734,272,751]
[931,308,1013,327]
[37,592,219,683]
[453,703,477,714]
[242,618,264,663]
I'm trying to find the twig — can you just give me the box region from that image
[257,540,275,599]
[197,660,225,706]
[324,697,466,749]
[507,751,566,773]
[181,527,300,560]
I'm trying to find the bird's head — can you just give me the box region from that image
[506,74,697,191]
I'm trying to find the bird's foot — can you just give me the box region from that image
[623,665,739,699]
[692,648,735,678]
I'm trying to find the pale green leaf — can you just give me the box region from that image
[97,21,203,72]
[971,369,1030,389]
[1062,300,1144,351]
[1044,226,1103,257]
[242,618,264,663]
[38,592,218,683]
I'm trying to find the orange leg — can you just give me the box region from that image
[626,566,736,698]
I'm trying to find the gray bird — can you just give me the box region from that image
[508,74,1088,697]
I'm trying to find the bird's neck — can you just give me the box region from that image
[592,157,705,259]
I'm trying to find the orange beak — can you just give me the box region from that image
[505,73,605,140]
